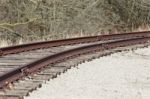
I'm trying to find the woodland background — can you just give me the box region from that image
[0,0,150,45]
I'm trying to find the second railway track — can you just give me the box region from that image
[0,31,150,56]
[0,31,150,99]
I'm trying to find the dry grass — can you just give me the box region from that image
[0,0,150,45]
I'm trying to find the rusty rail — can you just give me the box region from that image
[0,31,150,56]
[0,37,149,89]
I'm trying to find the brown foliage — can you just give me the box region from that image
[0,0,150,44]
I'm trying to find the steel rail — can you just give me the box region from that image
[0,31,150,56]
[0,37,149,89]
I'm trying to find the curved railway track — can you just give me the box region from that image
[0,31,150,99]
[0,31,149,56]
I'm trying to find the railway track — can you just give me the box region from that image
[0,31,150,99]
[0,31,149,56]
